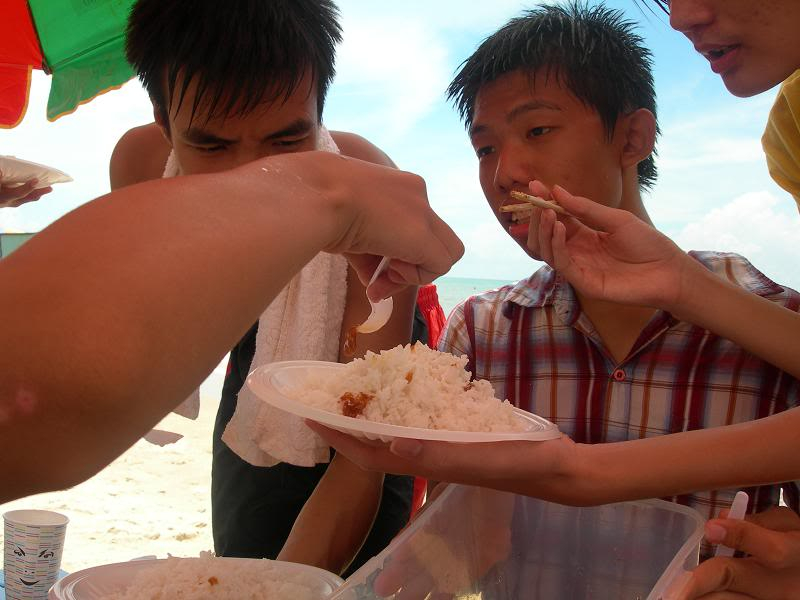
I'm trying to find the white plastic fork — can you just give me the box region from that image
[714,491,749,558]
[356,256,394,334]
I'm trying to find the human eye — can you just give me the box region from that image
[275,136,310,148]
[193,144,225,154]
[475,146,494,159]
[527,126,553,138]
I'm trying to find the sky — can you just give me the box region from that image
[2,0,799,290]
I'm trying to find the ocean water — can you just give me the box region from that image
[432,276,518,316]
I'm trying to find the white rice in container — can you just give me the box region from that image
[106,554,328,599]
[284,343,525,432]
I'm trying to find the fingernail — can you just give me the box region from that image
[705,522,727,543]
[390,438,422,458]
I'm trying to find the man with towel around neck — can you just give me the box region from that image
[110,0,420,577]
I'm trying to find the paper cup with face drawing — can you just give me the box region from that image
[3,510,68,599]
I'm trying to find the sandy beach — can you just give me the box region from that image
[0,361,227,573]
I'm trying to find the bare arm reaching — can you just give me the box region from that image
[0,150,463,503]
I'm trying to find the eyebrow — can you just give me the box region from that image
[469,100,562,139]
[181,118,314,146]
[182,128,234,146]
[264,118,313,141]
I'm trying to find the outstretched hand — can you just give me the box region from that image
[307,421,583,505]
[527,181,698,312]
[0,177,52,208]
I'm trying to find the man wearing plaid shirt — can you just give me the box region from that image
[440,3,800,553]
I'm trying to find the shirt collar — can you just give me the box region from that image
[504,265,577,310]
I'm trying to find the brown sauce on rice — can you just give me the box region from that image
[339,391,374,418]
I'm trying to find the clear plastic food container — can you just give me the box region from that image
[333,484,704,599]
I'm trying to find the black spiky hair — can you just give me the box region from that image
[125,0,342,126]
[448,2,660,189]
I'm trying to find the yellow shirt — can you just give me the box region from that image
[762,70,800,211]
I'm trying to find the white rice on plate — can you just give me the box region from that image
[283,343,525,432]
[106,553,328,599]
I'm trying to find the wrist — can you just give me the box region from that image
[668,257,735,327]
[519,437,597,506]
[252,152,356,252]
[664,254,715,318]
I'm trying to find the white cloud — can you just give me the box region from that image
[330,12,451,139]
[658,137,764,170]
[670,191,800,290]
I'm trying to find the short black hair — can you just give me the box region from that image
[448,2,659,189]
[126,0,342,125]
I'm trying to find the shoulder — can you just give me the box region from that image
[764,70,800,142]
[689,250,800,307]
[110,123,172,189]
[439,282,525,356]
[779,69,800,104]
[329,130,396,168]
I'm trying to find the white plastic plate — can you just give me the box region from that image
[246,360,561,443]
[0,156,73,188]
[48,557,344,599]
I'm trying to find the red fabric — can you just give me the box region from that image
[0,0,43,127]
[408,284,447,517]
[417,283,447,347]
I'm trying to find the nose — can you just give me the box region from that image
[668,0,714,36]
[492,144,531,197]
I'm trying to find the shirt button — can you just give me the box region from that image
[612,369,626,382]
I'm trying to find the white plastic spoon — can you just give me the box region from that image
[343,257,394,356]
[357,256,394,333]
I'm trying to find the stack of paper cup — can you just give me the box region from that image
[3,510,68,600]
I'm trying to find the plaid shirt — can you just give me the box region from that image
[439,251,800,552]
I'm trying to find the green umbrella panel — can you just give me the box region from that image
[29,0,136,121]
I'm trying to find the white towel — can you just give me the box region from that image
[155,129,348,466]
[222,129,347,466]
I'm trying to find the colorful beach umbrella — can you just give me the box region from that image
[0,0,136,128]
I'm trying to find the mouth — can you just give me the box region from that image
[499,198,532,228]
[700,45,736,60]
[696,44,741,74]
[20,578,40,586]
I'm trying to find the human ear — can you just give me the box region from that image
[619,108,656,169]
